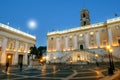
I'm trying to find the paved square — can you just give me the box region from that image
[0,64,114,80]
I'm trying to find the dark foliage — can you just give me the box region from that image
[29,45,46,59]
[38,46,46,58]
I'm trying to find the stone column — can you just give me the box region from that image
[14,40,19,65]
[85,32,89,49]
[74,35,77,50]
[65,37,68,51]
[96,31,100,47]
[56,37,60,51]
[1,37,8,65]
[108,27,113,46]
[47,38,49,52]
[24,43,28,65]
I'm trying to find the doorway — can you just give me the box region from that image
[6,54,13,65]
[80,44,84,50]
[118,39,120,46]
[27,55,30,65]
[18,55,23,64]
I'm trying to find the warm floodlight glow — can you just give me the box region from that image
[8,55,11,59]
[90,32,94,35]
[95,54,98,58]
[40,59,43,62]
[53,57,56,60]
[106,45,110,49]
[110,49,113,53]
[28,20,37,29]
[43,56,45,59]
[79,34,83,37]
[46,56,49,60]
[69,36,72,39]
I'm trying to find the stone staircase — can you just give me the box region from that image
[49,46,120,63]
[58,50,102,63]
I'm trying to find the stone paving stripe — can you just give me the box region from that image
[63,70,77,80]
[73,73,97,77]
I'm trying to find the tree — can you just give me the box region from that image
[38,46,46,59]
[29,45,38,59]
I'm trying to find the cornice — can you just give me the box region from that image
[0,23,36,40]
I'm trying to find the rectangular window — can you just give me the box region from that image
[91,42,94,46]
[116,25,120,29]
[103,42,106,46]
[90,37,94,41]
[84,21,86,25]
[102,40,107,46]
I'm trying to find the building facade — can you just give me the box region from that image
[46,9,120,63]
[0,23,36,65]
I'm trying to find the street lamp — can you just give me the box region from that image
[95,54,98,58]
[106,45,114,75]
[95,54,99,67]
[109,49,115,70]
[53,57,56,64]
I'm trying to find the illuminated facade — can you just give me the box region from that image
[0,23,36,65]
[47,9,120,63]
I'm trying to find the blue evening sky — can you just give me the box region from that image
[0,0,120,47]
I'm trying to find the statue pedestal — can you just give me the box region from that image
[28,56,33,68]
[28,60,33,68]
[28,57,40,69]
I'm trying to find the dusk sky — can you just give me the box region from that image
[0,0,120,47]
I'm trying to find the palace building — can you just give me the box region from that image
[46,9,120,63]
[0,23,36,65]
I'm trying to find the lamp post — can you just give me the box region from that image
[53,57,56,64]
[95,54,99,67]
[106,45,114,75]
[95,54,98,58]
[109,49,115,70]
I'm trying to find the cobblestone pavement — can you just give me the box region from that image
[0,63,118,80]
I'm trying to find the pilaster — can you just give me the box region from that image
[74,35,77,50]
[56,37,60,51]
[108,27,113,46]
[85,32,89,49]
[24,43,28,65]
[65,37,68,51]
[14,40,19,65]
[1,37,8,65]
[96,31,100,47]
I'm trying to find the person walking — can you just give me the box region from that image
[19,62,23,71]
[6,62,9,72]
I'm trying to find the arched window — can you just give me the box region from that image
[51,37,53,40]
[20,44,25,51]
[83,21,86,25]
[83,13,86,17]
[9,42,14,49]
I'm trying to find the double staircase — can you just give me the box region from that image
[50,46,120,63]
[56,50,102,63]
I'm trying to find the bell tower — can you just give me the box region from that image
[80,9,90,26]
